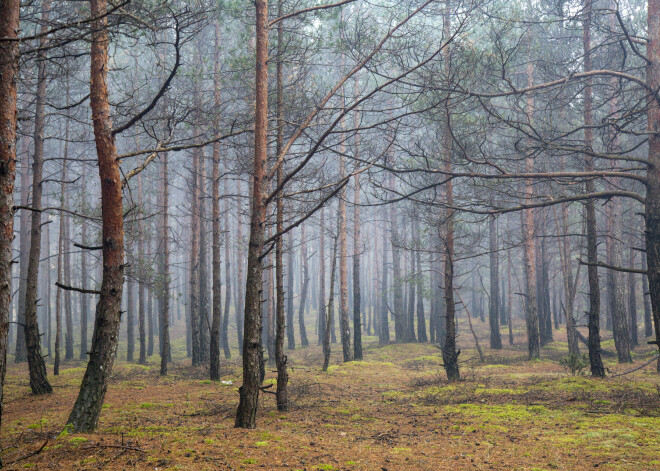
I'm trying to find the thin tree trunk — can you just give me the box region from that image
[67,0,125,430]
[323,230,339,372]
[159,152,170,374]
[380,215,390,345]
[222,172,232,359]
[628,244,638,347]
[210,20,223,381]
[275,3,289,408]
[24,0,53,394]
[298,225,309,347]
[642,252,652,338]
[137,172,146,364]
[14,140,30,363]
[286,231,295,350]
[353,88,363,357]
[80,167,90,360]
[489,215,502,349]
[318,207,326,346]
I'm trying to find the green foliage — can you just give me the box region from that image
[559,354,590,376]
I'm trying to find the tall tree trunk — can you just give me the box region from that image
[352,91,363,358]
[555,203,579,355]
[14,139,30,363]
[489,215,502,349]
[323,229,339,372]
[647,0,660,369]
[159,152,170,374]
[380,215,390,345]
[298,225,309,347]
[628,244,638,347]
[286,232,295,350]
[607,196,632,363]
[642,252,652,338]
[414,219,427,342]
[80,168,90,360]
[67,0,125,431]
[235,0,268,428]
[24,0,53,394]
[274,3,289,408]
[137,173,146,365]
[235,183,245,355]
[0,0,20,455]
[210,20,223,381]
[126,273,135,362]
[222,168,232,359]
[441,1,459,380]
[199,151,210,363]
[522,53,541,361]
[583,0,605,376]
[390,189,405,342]
[318,207,326,346]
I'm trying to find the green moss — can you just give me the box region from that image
[68,437,88,446]
[243,458,256,464]
[255,441,268,447]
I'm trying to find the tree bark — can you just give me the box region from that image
[235,0,268,428]
[298,225,309,347]
[24,0,53,395]
[352,163,362,359]
[318,207,326,346]
[0,0,21,448]
[582,0,605,376]
[323,229,339,372]
[210,19,223,381]
[67,0,125,431]
[137,173,146,365]
[489,215,502,349]
[159,152,170,375]
[80,168,90,360]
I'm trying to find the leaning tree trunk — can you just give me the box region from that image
[583,0,605,376]
[210,19,222,381]
[235,0,268,428]
[24,0,53,395]
[66,0,125,431]
[0,0,21,448]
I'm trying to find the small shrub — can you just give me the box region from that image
[559,354,590,376]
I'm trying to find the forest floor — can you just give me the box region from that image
[1,323,660,470]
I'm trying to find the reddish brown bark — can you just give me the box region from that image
[235,0,268,428]
[0,0,21,444]
[66,0,125,432]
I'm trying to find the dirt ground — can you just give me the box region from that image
[1,323,659,470]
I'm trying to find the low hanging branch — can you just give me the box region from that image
[577,258,647,275]
[453,288,484,363]
[55,282,101,295]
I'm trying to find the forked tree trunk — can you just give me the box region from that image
[67,0,125,431]
[24,0,53,395]
[0,0,21,445]
[235,0,268,428]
